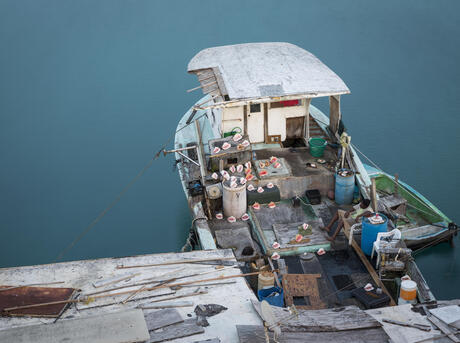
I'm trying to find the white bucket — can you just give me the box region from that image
[398,280,417,304]
[222,181,247,218]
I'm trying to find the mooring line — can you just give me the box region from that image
[53,112,208,262]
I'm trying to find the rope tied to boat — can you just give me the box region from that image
[53,112,208,262]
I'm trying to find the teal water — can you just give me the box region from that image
[1,1,459,299]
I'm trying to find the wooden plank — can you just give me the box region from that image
[237,325,389,343]
[263,103,268,143]
[366,304,439,343]
[0,309,150,343]
[251,300,381,332]
[139,300,194,309]
[427,314,460,342]
[282,274,325,310]
[195,69,214,79]
[148,318,204,343]
[143,308,183,331]
[340,212,396,306]
[430,305,460,326]
[278,259,288,276]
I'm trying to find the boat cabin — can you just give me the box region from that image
[187,42,350,146]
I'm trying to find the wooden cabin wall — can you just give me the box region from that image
[267,99,308,141]
[221,106,244,136]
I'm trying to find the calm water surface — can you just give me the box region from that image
[1,0,459,299]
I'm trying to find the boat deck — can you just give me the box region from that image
[254,145,337,178]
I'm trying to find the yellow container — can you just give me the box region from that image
[400,280,417,301]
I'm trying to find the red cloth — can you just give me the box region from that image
[280,99,299,107]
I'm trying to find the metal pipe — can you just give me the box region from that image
[177,151,200,166]
[163,146,197,154]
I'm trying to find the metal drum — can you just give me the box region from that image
[222,180,247,218]
[335,169,355,205]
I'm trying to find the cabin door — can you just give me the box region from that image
[286,117,305,139]
[246,104,264,143]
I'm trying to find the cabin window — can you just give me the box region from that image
[270,99,301,108]
[227,157,238,164]
[250,104,261,113]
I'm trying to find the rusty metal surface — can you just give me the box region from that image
[0,286,76,317]
[282,274,326,310]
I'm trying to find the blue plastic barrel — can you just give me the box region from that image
[258,286,284,307]
[361,213,388,256]
[335,169,355,205]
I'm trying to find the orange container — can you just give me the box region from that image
[400,280,417,300]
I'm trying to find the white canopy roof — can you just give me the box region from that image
[188,42,350,101]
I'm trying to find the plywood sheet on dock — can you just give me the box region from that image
[148,318,204,342]
[367,304,443,343]
[251,300,381,332]
[0,309,150,343]
[144,308,183,331]
[0,285,76,317]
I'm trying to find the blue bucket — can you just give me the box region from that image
[335,169,355,205]
[258,286,284,307]
[361,213,388,255]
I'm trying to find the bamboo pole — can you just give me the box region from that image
[117,257,235,269]
[0,281,65,292]
[140,290,207,305]
[121,285,147,304]
[90,266,232,297]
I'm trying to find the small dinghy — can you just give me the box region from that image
[370,172,456,249]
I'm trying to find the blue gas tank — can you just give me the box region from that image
[361,213,388,256]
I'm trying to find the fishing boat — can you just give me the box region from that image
[170,42,457,311]
[174,42,456,253]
